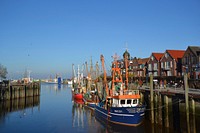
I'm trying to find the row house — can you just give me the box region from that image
[182,46,200,79]
[129,57,138,77]
[148,53,164,77]
[160,50,185,76]
[117,46,200,80]
[120,50,149,78]
[119,49,186,78]
[137,58,149,77]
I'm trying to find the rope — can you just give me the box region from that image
[145,99,184,111]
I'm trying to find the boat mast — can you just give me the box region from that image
[95,61,99,81]
[125,54,129,89]
[111,54,123,94]
[72,64,76,87]
[100,55,109,96]
[85,61,91,92]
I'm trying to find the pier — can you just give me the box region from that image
[139,74,200,133]
[0,80,40,101]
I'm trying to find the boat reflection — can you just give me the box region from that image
[95,113,145,133]
[71,100,145,133]
[42,82,70,92]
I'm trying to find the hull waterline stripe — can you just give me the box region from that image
[140,113,145,116]
[95,108,111,117]
[96,108,136,117]
[109,112,134,117]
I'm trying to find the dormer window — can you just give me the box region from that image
[151,56,154,61]
[165,53,168,58]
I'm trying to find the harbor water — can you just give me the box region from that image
[0,83,200,133]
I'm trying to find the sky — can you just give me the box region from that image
[0,0,200,79]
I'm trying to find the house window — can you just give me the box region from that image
[161,62,164,68]
[148,64,152,70]
[167,62,170,68]
[167,71,171,76]
[170,61,172,68]
[154,72,158,76]
[154,63,157,70]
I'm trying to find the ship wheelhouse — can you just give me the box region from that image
[112,98,139,107]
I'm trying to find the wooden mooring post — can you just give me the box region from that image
[191,99,196,133]
[150,74,154,123]
[184,74,190,133]
[140,73,199,131]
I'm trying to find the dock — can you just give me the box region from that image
[139,74,199,133]
[0,80,40,101]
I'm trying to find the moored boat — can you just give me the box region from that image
[94,54,146,126]
[95,90,146,126]
[83,92,97,110]
[73,92,83,100]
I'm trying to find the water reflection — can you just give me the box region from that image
[42,82,70,93]
[0,96,40,121]
[72,101,84,128]
[95,116,145,133]
[0,83,199,133]
[144,95,200,133]
[71,100,145,133]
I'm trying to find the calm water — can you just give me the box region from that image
[0,83,199,133]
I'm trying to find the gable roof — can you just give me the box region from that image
[188,46,200,56]
[166,50,185,61]
[152,53,164,61]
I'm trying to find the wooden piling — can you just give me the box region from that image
[184,74,190,133]
[19,86,25,98]
[1,81,40,104]
[155,94,158,124]
[191,99,196,133]
[165,95,169,127]
[158,94,162,125]
[150,74,154,123]
[140,92,144,104]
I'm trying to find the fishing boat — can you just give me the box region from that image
[72,92,83,100]
[71,64,84,101]
[82,59,99,110]
[94,54,146,126]
[83,90,97,109]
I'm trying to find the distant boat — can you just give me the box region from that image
[94,54,146,126]
[67,80,73,85]
[43,75,62,84]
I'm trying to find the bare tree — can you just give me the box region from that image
[0,64,8,80]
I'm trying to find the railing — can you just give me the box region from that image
[112,90,140,96]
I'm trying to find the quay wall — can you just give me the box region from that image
[0,81,40,101]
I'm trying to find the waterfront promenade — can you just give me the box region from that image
[139,86,200,99]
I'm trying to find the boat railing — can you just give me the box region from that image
[124,90,139,95]
[112,90,140,96]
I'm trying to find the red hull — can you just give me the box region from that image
[74,99,84,104]
[73,93,83,100]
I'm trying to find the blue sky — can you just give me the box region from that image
[0,0,200,79]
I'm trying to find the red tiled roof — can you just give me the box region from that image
[152,53,164,61]
[166,50,185,61]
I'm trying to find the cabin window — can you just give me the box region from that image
[120,100,125,104]
[133,99,137,104]
[127,99,131,104]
